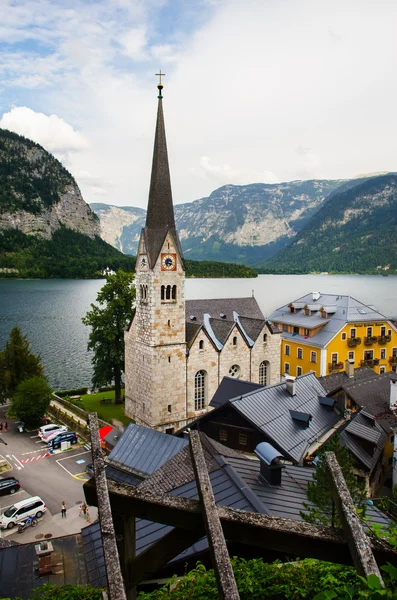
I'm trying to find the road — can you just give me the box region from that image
[0,405,92,519]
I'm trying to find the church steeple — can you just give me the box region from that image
[144,74,183,268]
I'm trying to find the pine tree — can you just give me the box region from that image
[0,327,44,401]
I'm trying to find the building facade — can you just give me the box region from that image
[124,83,281,432]
[269,292,397,378]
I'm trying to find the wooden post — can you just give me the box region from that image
[88,412,127,600]
[189,430,240,600]
[325,451,384,585]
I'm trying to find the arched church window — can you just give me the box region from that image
[199,340,204,350]
[172,285,177,301]
[194,370,206,411]
[229,365,240,378]
[139,285,143,301]
[166,285,171,300]
[259,361,269,386]
[233,336,237,346]
[161,285,165,300]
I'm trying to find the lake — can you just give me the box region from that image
[1,275,397,390]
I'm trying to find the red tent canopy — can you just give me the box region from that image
[99,425,113,441]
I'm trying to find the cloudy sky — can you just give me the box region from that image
[1,0,396,208]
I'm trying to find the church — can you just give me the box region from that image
[124,79,281,432]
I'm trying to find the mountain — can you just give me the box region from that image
[91,179,345,265]
[264,173,397,274]
[0,128,100,239]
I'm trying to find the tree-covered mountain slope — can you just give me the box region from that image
[263,173,397,274]
[91,179,345,264]
[0,128,99,239]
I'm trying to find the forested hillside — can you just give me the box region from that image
[263,173,397,274]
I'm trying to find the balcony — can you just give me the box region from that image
[347,337,361,347]
[389,356,397,365]
[364,336,378,346]
[328,361,344,372]
[378,335,391,344]
[360,358,380,368]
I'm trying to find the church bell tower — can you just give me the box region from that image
[124,74,187,432]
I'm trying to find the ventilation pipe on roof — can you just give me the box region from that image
[312,292,321,301]
[345,359,355,378]
[390,379,397,409]
[285,375,296,396]
[254,442,284,486]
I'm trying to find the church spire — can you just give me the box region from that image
[144,73,183,268]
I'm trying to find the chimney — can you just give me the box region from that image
[285,375,296,396]
[345,359,355,378]
[254,442,284,486]
[390,379,397,409]
[312,291,321,301]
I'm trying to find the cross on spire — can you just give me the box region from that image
[156,70,165,98]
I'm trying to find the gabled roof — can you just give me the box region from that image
[186,297,264,323]
[107,423,187,478]
[228,372,341,463]
[186,321,202,347]
[340,411,388,473]
[319,367,378,394]
[239,316,267,342]
[210,376,264,409]
[269,293,390,348]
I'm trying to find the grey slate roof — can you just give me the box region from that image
[209,317,235,345]
[319,367,378,394]
[186,321,202,347]
[239,316,267,342]
[186,297,264,323]
[210,376,264,409]
[229,372,341,463]
[107,423,188,477]
[269,293,391,348]
[340,411,388,473]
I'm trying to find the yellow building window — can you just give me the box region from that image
[311,351,317,363]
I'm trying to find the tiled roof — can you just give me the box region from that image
[107,423,188,477]
[269,293,391,348]
[186,297,264,323]
[210,376,264,409]
[229,372,341,463]
[319,367,378,394]
[340,411,388,473]
[239,316,266,342]
[186,321,202,347]
[209,318,235,345]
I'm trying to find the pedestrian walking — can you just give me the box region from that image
[85,506,91,522]
[79,502,87,518]
[61,501,67,518]
[4,422,7,432]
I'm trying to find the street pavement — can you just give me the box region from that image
[0,405,98,542]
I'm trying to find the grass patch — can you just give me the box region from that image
[79,392,132,426]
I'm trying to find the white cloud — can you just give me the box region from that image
[0,107,89,152]
[0,0,396,210]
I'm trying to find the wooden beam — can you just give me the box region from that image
[87,412,126,600]
[128,526,205,588]
[83,475,396,567]
[325,451,384,585]
[189,430,240,600]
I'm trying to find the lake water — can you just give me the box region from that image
[1,275,397,390]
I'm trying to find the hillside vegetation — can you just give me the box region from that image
[263,173,397,274]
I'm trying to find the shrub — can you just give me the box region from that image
[55,387,88,397]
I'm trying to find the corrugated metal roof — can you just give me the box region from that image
[319,367,378,394]
[107,423,188,477]
[210,376,264,409]
[230,372,340,463]
[340,411,388,473]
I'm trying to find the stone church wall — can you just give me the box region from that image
[219,325,251,382]
[186,331,219,420]
[250,326,281,385]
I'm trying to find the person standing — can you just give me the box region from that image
[4,422,7,432]
[61,501,67,518]
[0,423,3,432]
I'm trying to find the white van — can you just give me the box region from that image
[0,496,46,529]
[42,426,68,443]
[38,423,64,439]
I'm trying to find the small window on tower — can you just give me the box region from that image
[172,285,177,301]
[168,356,171,363]
[233,336,237,346]
[199,340,204,350]
[168,404,172,413]
[168,320,171,327]
[161,285,165,301]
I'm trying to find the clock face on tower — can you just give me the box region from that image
[139,254,148,271]
[161,253,177,271]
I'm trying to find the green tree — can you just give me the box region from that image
[300,435,366,527]
[82,271,135,404]
[0,327,44,401]
[11,376,53,427]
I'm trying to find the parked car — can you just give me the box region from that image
[40,416,52,426]
[48,431,78,450]
[38,423,65,439]
[41,426,68,443]
[86,463,94,478]
[0,496,46,529]
[0,477,20,496]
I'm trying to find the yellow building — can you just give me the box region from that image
[269,292,397,378]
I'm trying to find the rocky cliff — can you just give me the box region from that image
[0,129,100,240]
[91,179,345,265]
